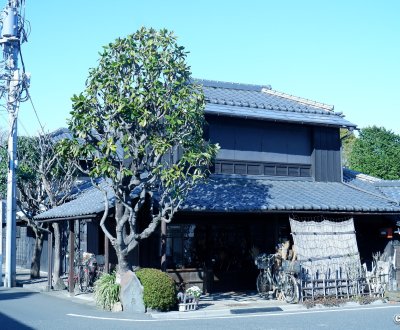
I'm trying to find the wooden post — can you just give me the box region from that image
[68,220,75,295]
[47,231,53,291]
[160,220,167,271]
[104,235,109,274]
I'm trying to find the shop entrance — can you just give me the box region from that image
[166,214,290,292]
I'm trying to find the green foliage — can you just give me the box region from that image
[17,136,40,185]
[94,271,121,310]
[136,268,176,311]
[348,126,400,179]
[67,27,217,186]
[61,27,219,265]
[340,128,356,167]
[0,136,39,198]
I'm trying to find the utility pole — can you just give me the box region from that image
[0,0,25,288]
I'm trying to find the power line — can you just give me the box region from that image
[17,117,29,136]
[25,89,45,135]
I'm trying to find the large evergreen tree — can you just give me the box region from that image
[60,27,218,274]
[348,126,400,179]
[340,128,356,168]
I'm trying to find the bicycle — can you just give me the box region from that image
[255,253,300,303]
[70,251,99,293]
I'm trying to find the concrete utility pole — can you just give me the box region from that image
[0,201,5,286]
[0,0,24,288]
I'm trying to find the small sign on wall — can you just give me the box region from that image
[379,227,393,239]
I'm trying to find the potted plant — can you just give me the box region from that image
[178,285,202,311]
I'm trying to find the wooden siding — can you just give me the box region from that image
[207,115,343,182]
[207,116,312,165]
[312,127,342,182]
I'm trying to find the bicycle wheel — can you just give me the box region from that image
[78,266,88,293]
[282,274,299,304]
[257,272,273,297]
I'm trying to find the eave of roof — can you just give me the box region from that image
[180,175,400,214]
[33,171,400,221]
[34,180,115,221]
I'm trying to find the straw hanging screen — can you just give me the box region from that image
[290,217,361,280]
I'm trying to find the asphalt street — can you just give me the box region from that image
[1,287,400,330]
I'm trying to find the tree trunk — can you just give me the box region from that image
[115,247,145,313]
[114,201,131,273]
[116,249,129,274]
[30,229,44,279]
[52,222,65,290]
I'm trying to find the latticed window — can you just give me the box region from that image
[166,225,197,269]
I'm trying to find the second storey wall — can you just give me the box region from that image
[207,117,312,164]
[206,115,342,182]
[312,126,342,182]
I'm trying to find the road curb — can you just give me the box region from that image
[150,303,308,319]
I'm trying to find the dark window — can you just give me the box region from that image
[288,167,300,177]
[276,166,288,176]
[214,160,311,178]
[234,164,246,175]
[264,165,276,176]
[166,224,199,269]
[248,164,261,175]
[221,163,234,174]
[300,167,311,177]
[214,163,221,174]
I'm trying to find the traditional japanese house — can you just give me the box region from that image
[34,80,400,293]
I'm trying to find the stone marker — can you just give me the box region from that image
[120,270,145,313]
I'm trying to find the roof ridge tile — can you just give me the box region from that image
[261,88,334,112]
[196,79,271,91]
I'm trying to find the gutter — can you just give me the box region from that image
[35,214,97,223]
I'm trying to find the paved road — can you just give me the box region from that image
[1,287,400,330]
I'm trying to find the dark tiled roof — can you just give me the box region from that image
[343,168,400,203]
[342,168,383,195]
[377,184,400,202]
[49,127,74,143]
[34,180,115,220]
[33,172,400,221]
[199,79,356,128]
[180,175,400,213]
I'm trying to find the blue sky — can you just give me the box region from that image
[3,0,399,136]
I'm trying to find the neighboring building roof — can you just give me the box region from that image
[34,180,115,221]
[343,168,383,195]
[49,127,74,143]
[199,79,356,129]
[343,168,400,203]
[376,182,400,203]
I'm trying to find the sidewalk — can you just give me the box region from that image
[150,291,306,319]
[6,267,306,316]
[2,267,96,305]
[3,267,397,320]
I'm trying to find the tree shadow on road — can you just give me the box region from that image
[0,311,35,329]
[0,289,38,301]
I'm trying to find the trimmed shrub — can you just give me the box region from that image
[136,268,176,311]
[94,271,121,310]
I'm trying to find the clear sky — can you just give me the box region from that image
[2,0,399,136]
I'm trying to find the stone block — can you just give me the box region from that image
[120,270,145,313]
